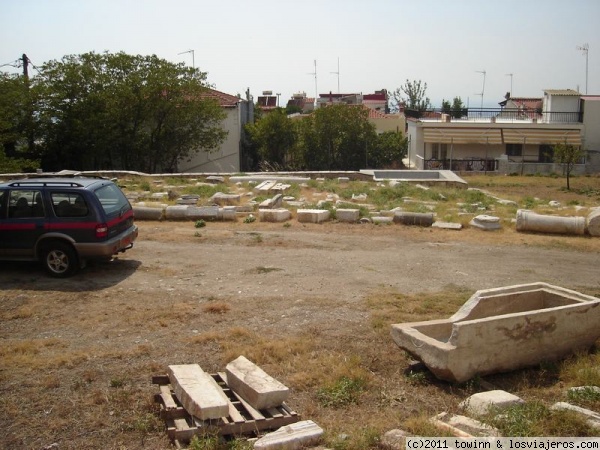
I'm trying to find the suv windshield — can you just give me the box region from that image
[94,184,130,215]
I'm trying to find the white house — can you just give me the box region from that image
[405,89,599,174]
[177,89,253,173]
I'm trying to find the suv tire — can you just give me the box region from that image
[42,241,79,278]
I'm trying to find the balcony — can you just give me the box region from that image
[405,108,582,124]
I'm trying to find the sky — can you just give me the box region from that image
[1,0,599,108]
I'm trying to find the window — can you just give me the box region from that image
[506,144,522,157]
[539,145,554,163]
[51,192,89,218]
[431,143,448,159]
[94,184,130,215]
[8,190,44,218]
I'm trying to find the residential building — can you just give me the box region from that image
[285,92,315,113]
[315,89,389,111]
[177,89,253,173]
[256,90,278,113]
[405,89,599,174]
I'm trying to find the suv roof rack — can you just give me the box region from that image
[8,180,85,188]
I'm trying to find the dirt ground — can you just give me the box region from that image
[2,218,600,449]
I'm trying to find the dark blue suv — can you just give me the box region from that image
[0,177,138,277]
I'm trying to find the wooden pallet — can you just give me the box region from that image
[152,372,300,444]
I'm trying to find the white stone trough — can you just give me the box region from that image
[391,282,600,383]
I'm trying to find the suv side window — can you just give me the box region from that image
[9,190,45,218]
[51,192,90,218]
[0,190,6,218]
[94,184,130,215]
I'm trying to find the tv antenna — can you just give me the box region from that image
[475,70,486,109]
[330,57,340,93]
[576,43,589,94]
[308,60,318,106]
[178,49,195,69]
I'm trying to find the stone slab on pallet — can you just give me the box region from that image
[167,364,229,421]
[225,356,289,410]
[152,373,300,445]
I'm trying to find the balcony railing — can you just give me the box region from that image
[405,108,582,123]
[425,158,499,172]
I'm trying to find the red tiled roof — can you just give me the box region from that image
[202,88,240,107]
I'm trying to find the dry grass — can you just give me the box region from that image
[2,174,600,449]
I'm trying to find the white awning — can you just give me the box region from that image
[502,129,582,145]
[423,128,503,144]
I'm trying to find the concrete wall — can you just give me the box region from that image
[370,114,405,134]
[543,92,580,123]
[582,98,600,173]
[178,107,242,173]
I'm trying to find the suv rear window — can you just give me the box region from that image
[94,184,130,215]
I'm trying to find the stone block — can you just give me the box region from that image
[210,192,241,206]
[206,175,225,183]
[394,211,434,226]
[371,216,393,224]
[133,205,164,221]
[586,208,600,236]
[336,209,360,223]
[253,420,323,450]
[432,221,462,230]
[380,429,410,449]
[469,214,501,231]
[165,205,190,220]
[459,390,524,416]
[167,364,229,420]
[219,206,237,221]
[297,209,330,223]
[431,412,500,437]
[550,402,600,429]
[259,208,291,223]
[186,206,219,220]
[225,355,289,410]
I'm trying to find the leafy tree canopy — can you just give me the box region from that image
[2,51,227,173]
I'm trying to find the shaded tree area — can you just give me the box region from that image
[1,52,226,173]
[441,96,467,119]
[0,73,39,172]
[246,105,406,171]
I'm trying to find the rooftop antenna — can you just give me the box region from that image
[576,43,589,94]
[178,49,195,69]
[475,70,486,109]
[308,60,318,106]
[330,57,340,93]
[505,73,513,97]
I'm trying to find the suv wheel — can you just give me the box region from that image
[42,242,79,277]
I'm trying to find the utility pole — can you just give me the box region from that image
[22,53,34,155]
[330,57,340,93]
[22,53,29,80]
[475,70,486,109]
[308,60,318,107]
[577,44,589,94]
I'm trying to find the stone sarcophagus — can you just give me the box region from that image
[391,283,600,383]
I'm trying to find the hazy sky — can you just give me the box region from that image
[1,0,598,108]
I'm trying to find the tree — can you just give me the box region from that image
[295,105,376,170]
[441,96,467,119]
[553,143,585,190]
[391,79,430,113]
[0,72,40,171]
[33,52,226,172]
[367,131,407,168]
[245,108,296,167]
